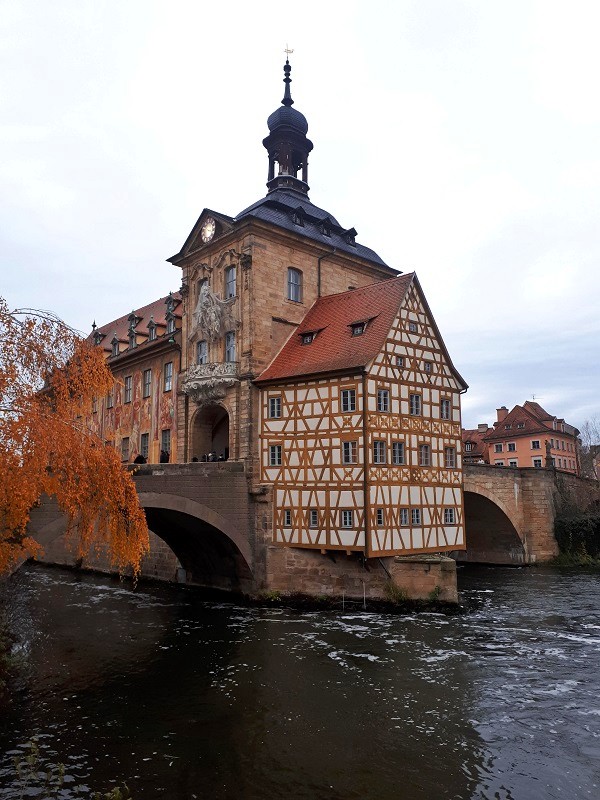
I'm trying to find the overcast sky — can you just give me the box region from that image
[2,0,599,431]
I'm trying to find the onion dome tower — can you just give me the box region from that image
[263,58,313,195]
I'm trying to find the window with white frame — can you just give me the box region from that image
[376,508,384,526]
[411,508,421,526]
[424,361,432,374]
[444,447,456,468]
[517,422,524,428]
[400,508,409,526]
[351,322,366,336]
[507,442,516,452]
[392,441,405,465]
[409,321,418,333]
[269,397,282,418]
[225,331,236,362]
[410,394,421,416]
[533,457,542,468]
[440,398,451,420]
[341,388,356,412]
[444,508,455,524]
[166,316,176,334]
[124,376,132,404]
[373,440,387,464]
[396,356,404,368]
[495,460,505,466]
[225,266,236,299]
[111,338,120,357]
[509,460,518,467]
[342,441,358,464]
[341,510,353,528]
[269,445,282,466]
[419,444,430,466]
[532,440,541,449]
[283,509,292,527]
[148,320,156,341]
[465,442,473,452]
[309,508,318,528]
[494,443,503,453]
[143,369,151,398]
[287,268,303,302]
[164,362,173,392]
[197,340,208,364]
[377,389,389,412]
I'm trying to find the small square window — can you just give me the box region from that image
[342,441,358,464]
[533,458,542,468]
[351,322,365,336]
[495,460,505,466]
[341,389,356,412]
[517,422,525,429]
[301,333,314,345]
[505,424,512,430]
[507,442,516,452]
[494,443,503,453]
[532,440,541,450]
[409,321,418,333]
[341,510,353,528]
[269,397,282,418]
[444,508,455,524]
[411,508,421,526]
[509,460,518,467]
[396,356,404,368]
[424,361,432,374]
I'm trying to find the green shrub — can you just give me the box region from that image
[554,512,600,559]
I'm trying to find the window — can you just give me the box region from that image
[373,440,387,464]
[392,441,405,465]
[283,509,292,527]
[424,361,432,374]
[409,321,418,333]
[148,320,156,341]
[341,389,356,412]
[197,340,208,365]
[351,322,365,336]
[444,508,456,524]
[412,508,421,526]
[269,445,282,466]
[465,442,473,452]
[225,331,236,362]
[92,396,98,414]
[341,510,353,528]
[550,438,554,448]
[377,389,389,412]
[517,422,525,429]
[287,268,303,302]
[164,362,173,392]
[561,441,565,450]
[161,429,171,455]
[410,394,421,416]
[400,508,409,526]
[444,447,456,468]
[533,457,542,468]
[106,390,113,409]
[309,509,318,528]
[121,437,130,461]
[143,369,151,398]
[494,443,503,453]
[532,440,541,450]
[396,356,404,368]
[505,424,512,430]
[509,460,518,467]
[376,508,384,526]
[342,441,358,464]
[111,338,120,357]
[129,331,136,349]
[269,397,281,418]
[301,332,314,345]
[507,442,516,452]
[419,444,430,466]
[166,316,176,334]
[440,399,451,420]
[140,433,149,460]
[124,375,132,404]
[225,266,236,299]
[495,460,505,466]
[557,458,562,468]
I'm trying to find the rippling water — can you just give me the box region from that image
[1,564,600,799]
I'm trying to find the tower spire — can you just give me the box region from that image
[282,56,293,107]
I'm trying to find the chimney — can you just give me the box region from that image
[478,423,488,433]
[496,406,508,423]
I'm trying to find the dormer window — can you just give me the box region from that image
[111,336,120,357]
[517,422,525,429]
[350,322,366,337]
[166,316,176,335]
[148,318,157,341]
[291,208,304,227]
[301,332,315,345]
[127,311,138,350]
[505,424,512,429]
[321,219,331,237]
[129,331,136,349]
[465,443,473,452]
[93,331,103,347]
[344,227,357,247]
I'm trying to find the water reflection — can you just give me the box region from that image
[1,564,599,799]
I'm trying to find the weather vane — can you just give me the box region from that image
[285,44,294,59]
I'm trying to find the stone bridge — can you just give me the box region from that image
[27,462,262,593]
[460,464,600,565]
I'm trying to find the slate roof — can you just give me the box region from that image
[235,187,392,270]
[255,275,414,383]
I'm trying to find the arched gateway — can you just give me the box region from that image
[190,403,230,461]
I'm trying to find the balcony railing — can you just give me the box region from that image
[181,361,240,404]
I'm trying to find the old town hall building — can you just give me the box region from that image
[86,60,468,596]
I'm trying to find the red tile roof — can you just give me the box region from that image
[256,276,414,383]
[483,402,578,441]
[87,293,181,353]
[462,428,490,461]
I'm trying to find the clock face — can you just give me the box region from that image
[201,217,216,243]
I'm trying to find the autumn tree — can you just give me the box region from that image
[0,298,149,575]
[579,416,600,479]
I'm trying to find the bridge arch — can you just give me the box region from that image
[460,488,526,565]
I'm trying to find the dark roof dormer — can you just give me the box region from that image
[263,58,314,196]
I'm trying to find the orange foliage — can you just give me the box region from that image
[0,298,149,576]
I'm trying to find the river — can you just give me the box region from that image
[1,563,599,799]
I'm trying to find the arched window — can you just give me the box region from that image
[287,268,303,303]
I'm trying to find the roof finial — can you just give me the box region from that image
[282,45,294,107]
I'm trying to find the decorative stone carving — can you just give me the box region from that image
[181,362,239,404]
[192,282,237,342]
